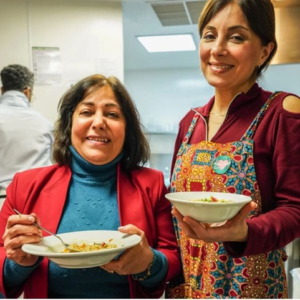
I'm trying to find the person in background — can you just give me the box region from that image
[0,74,181,298]
[0,64,54,206]
[169,0,300,298]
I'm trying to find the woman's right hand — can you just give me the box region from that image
[172,201,257,243]
[2,212,42,266]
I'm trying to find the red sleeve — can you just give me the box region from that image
[225,96,300,257]
[154,173,181,281]
[118,168,181,298]
[0,173,25,298]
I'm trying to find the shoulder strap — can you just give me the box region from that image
[241,91,281,140]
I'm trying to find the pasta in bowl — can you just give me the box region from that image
[166,191,252,223]
[61,241,118,253]
[22,230,141,269]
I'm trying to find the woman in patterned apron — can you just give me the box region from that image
[169,0,300,298]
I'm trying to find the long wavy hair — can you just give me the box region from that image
[53,74,150,172]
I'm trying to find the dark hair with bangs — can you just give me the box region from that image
[198,0,277,79]
[53,74,150,172]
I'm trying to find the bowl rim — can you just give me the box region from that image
[165,191,252,206]
[22,230,141,258]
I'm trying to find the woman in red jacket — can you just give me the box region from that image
[0,74,181,298]
[169,0,300,298]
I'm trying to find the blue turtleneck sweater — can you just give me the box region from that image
[4,146,168,298]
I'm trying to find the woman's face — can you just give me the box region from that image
[71,85,126,165]
[199,2,273,94]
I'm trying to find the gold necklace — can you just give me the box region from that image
[209,112,225,124]
[210,112,226,117]
[209,118,223,124]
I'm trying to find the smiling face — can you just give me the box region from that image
[71,85,126,165]
[199,2,273,94]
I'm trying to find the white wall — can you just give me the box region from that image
[260,64,300,95]
[125,67,214,134]
[0,0,123,123]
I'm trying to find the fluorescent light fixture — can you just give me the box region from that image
[137,34,196,52]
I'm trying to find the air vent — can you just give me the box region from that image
[186,1,206,24]
[151,3,190,26]
[150,1,206,26]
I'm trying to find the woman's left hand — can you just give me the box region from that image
[101,224,153,275]
[172,201,257,243]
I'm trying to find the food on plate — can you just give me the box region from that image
[190,196,233,203]
[62,241,117,253]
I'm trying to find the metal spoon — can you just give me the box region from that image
[13,208,80,252]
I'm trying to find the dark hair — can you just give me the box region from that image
[198,0,277,79]
[0,64,34,92]
[53,74,150,172]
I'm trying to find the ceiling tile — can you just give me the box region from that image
[186,1,207,24]
[151,3,190,26]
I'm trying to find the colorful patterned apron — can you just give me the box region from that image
[169,92,288,298]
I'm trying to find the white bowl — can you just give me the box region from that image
[22,230,141,269]
[166,191,252,223]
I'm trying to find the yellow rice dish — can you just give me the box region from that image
[63,241,118,253]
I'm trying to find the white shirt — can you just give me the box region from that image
[0,91,54,191]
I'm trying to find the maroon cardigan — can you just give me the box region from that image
[0,165,181,298]
[171,83,300,257]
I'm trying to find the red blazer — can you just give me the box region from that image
[0,164,181,298]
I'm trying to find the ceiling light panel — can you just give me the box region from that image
[137,34,196,52]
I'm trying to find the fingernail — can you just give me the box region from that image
[118,226,124,230]
[28,216,35,222]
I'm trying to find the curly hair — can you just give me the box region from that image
[53,74,150,172]
[0,64,34,92]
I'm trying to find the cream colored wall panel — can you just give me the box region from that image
[0,1,30,68]
[29,0,123,122]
